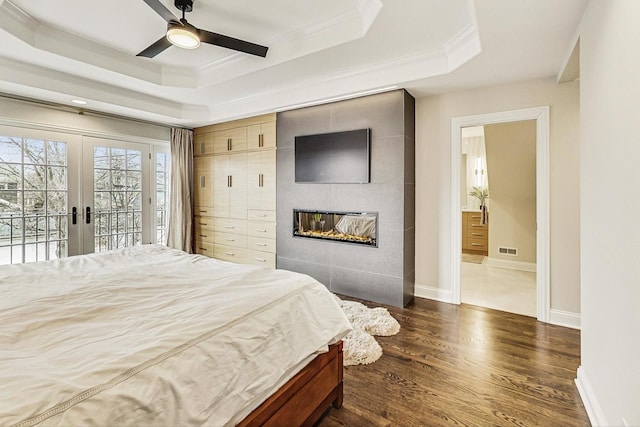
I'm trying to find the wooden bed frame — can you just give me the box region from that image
[238,341,343,427]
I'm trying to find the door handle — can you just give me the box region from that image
[72,207,77,225]
[86,206,91,224]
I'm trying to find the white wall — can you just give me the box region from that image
[484,120,537,264]
[0,97,171,143]
[415,77,580,314]
[577,1,640,425]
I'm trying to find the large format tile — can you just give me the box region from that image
[330,267,404,307]
[461,261,536,317]
[276,256,331,287]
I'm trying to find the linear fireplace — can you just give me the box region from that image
[293,209,378,247]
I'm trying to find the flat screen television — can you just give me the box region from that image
[294,128,371,183]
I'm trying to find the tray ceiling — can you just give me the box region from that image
[0,0,587,127]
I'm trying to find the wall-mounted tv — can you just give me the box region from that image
[294,128,371,184]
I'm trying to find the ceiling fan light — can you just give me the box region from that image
[166,23,200,49]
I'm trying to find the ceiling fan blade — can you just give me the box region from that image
[198,29,268,57]
[141,0,179,24]
[137,36,172,58]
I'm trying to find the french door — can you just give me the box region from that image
[82,137,151,253]
[0,126,168,265]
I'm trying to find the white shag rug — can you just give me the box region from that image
[333,295,401,366]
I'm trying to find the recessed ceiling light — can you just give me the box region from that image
[71,99,88,105]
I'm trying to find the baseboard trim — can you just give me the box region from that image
[414,283,453,303]
[575,366,607,426]
[549,308,581,329]
[485,257,536,272]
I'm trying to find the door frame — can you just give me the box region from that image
[451,106,550,322]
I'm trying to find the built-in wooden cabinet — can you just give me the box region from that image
[212,153,247,219]
[193,113,276,268]
[247,150,276,211]
[462,211,488,255]
[247,121,276,150]
[193,157,214,208]
[194,132,214,156]
[213,127,247,153]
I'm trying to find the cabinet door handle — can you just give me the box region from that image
[224,225,235,229]
[199,247,208,251]
[200,142,205,154]
[471,243,483,246]
[200,176,205,187]
[256,229,267,233]
[254,257,266,262]
[471,233,483,236]
[72,207,77,225]
[259,133,264,148]
[225,238,235,242]
[471,215,481,219]
[224,252,235,256]
[199,234,207,238]
[256,242,267,247]
[86,206,91,224]
[471,224,484,227]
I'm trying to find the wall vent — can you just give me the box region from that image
[498,247,518,256]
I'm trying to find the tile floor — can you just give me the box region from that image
[461,258,536,317]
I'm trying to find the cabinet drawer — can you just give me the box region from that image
[194,216,215,231]
[467,229,488,239]
[213,218,247,234]
[194,223,214,242]
[213,245,248,263]
[214,231,247,248]
[467,238,488,251]
[245,250,276,268]
[194,241,214,256]
[194,207,214,216]
[466,213,483,221]
[247,209,276,222]
[468,221,488,231]
[247,236,276,253]
[247,221,276,239]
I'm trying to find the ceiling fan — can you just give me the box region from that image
[137,0,268,58]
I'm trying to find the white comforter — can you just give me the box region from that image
[0,245,351,427]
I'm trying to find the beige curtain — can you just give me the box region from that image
[167,128,193,252]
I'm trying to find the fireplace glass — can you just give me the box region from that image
[293,209,378,247]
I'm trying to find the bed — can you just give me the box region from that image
[0,245,351,426]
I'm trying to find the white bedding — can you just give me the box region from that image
[0,245,351,427]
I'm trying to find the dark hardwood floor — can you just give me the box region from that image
[319,297,590,427]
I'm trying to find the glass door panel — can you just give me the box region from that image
[154,149,170,245]
[0,127,81,265]
[82,137,150,253]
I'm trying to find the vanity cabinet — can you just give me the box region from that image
[462,211,488,255]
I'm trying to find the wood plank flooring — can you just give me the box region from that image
[318,297,590,427]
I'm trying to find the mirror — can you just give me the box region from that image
[461,126,489,210]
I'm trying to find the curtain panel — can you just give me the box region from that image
[167,128,193,252]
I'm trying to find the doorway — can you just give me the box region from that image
[460,121,537,317]
[451,107,550,323]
